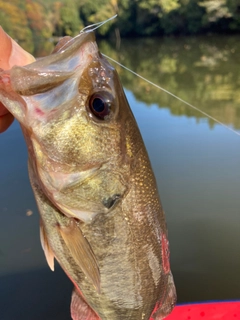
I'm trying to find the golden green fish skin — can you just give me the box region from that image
[0,31,176,319]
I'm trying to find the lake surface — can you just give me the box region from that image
[1,34,240,319]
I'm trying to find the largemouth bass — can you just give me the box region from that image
[0,30,176,319]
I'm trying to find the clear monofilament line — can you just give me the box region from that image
[103,54,240,137]
[81,15,117,33]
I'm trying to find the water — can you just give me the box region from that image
[1,35,240,319]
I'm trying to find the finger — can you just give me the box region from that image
[0,27,12,69]
[0,112,14,133]
[0,26,35,70]
[9,35,35,67]
[0,27,35,132]
[0,103,9,116]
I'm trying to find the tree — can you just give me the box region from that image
[227,0,240,31]
[199,0,232,22]
[0,0,34,52]
[79,0,118,36]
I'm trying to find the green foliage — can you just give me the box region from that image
[227,0,240,31]
[138,0,180,13]
[199,0,232,22]
[79,0,118,36]
[58,1,82,36]
[0,0,34,52]
[0,0,240,53]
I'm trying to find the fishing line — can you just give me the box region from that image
[81,15,118,33]
[103,54,240,137]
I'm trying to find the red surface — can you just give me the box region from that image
[166,301,240,320]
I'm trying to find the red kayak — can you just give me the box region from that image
[166,301,240,320]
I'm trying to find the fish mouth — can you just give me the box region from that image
[10,31,98,97]
[53,31,96,54]
[22,30,96,71]
[1,31,99,128]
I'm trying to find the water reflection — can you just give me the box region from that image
[1,36,240,318]
[99,35,240,131]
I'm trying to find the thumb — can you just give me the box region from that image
[0,26,35,70]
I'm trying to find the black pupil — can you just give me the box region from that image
[92,98,105,113]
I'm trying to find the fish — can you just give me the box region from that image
[0,30,176,319]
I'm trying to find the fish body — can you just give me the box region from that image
[0,31,176,319]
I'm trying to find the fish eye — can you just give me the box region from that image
[89,92,113,120]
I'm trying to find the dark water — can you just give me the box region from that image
[1,35,240,319]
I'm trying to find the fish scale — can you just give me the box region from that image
[0,30,176,319]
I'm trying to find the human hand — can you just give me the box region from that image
[0,26,35,133]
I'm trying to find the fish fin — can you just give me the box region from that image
[71,287,100,320]
[28,160,99,293]
[58,219,101,293]
[40,219,55,271]
[150,273,176,320]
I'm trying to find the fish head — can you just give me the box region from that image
[0,31,135,222]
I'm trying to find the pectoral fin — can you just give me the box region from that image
[28,160,100,294]
[58,219,100,293]
[40,219,55,271]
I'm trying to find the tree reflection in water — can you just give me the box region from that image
[98,35,240,131]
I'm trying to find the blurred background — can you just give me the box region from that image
[1,0,240,54]
[1,1,240,319]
